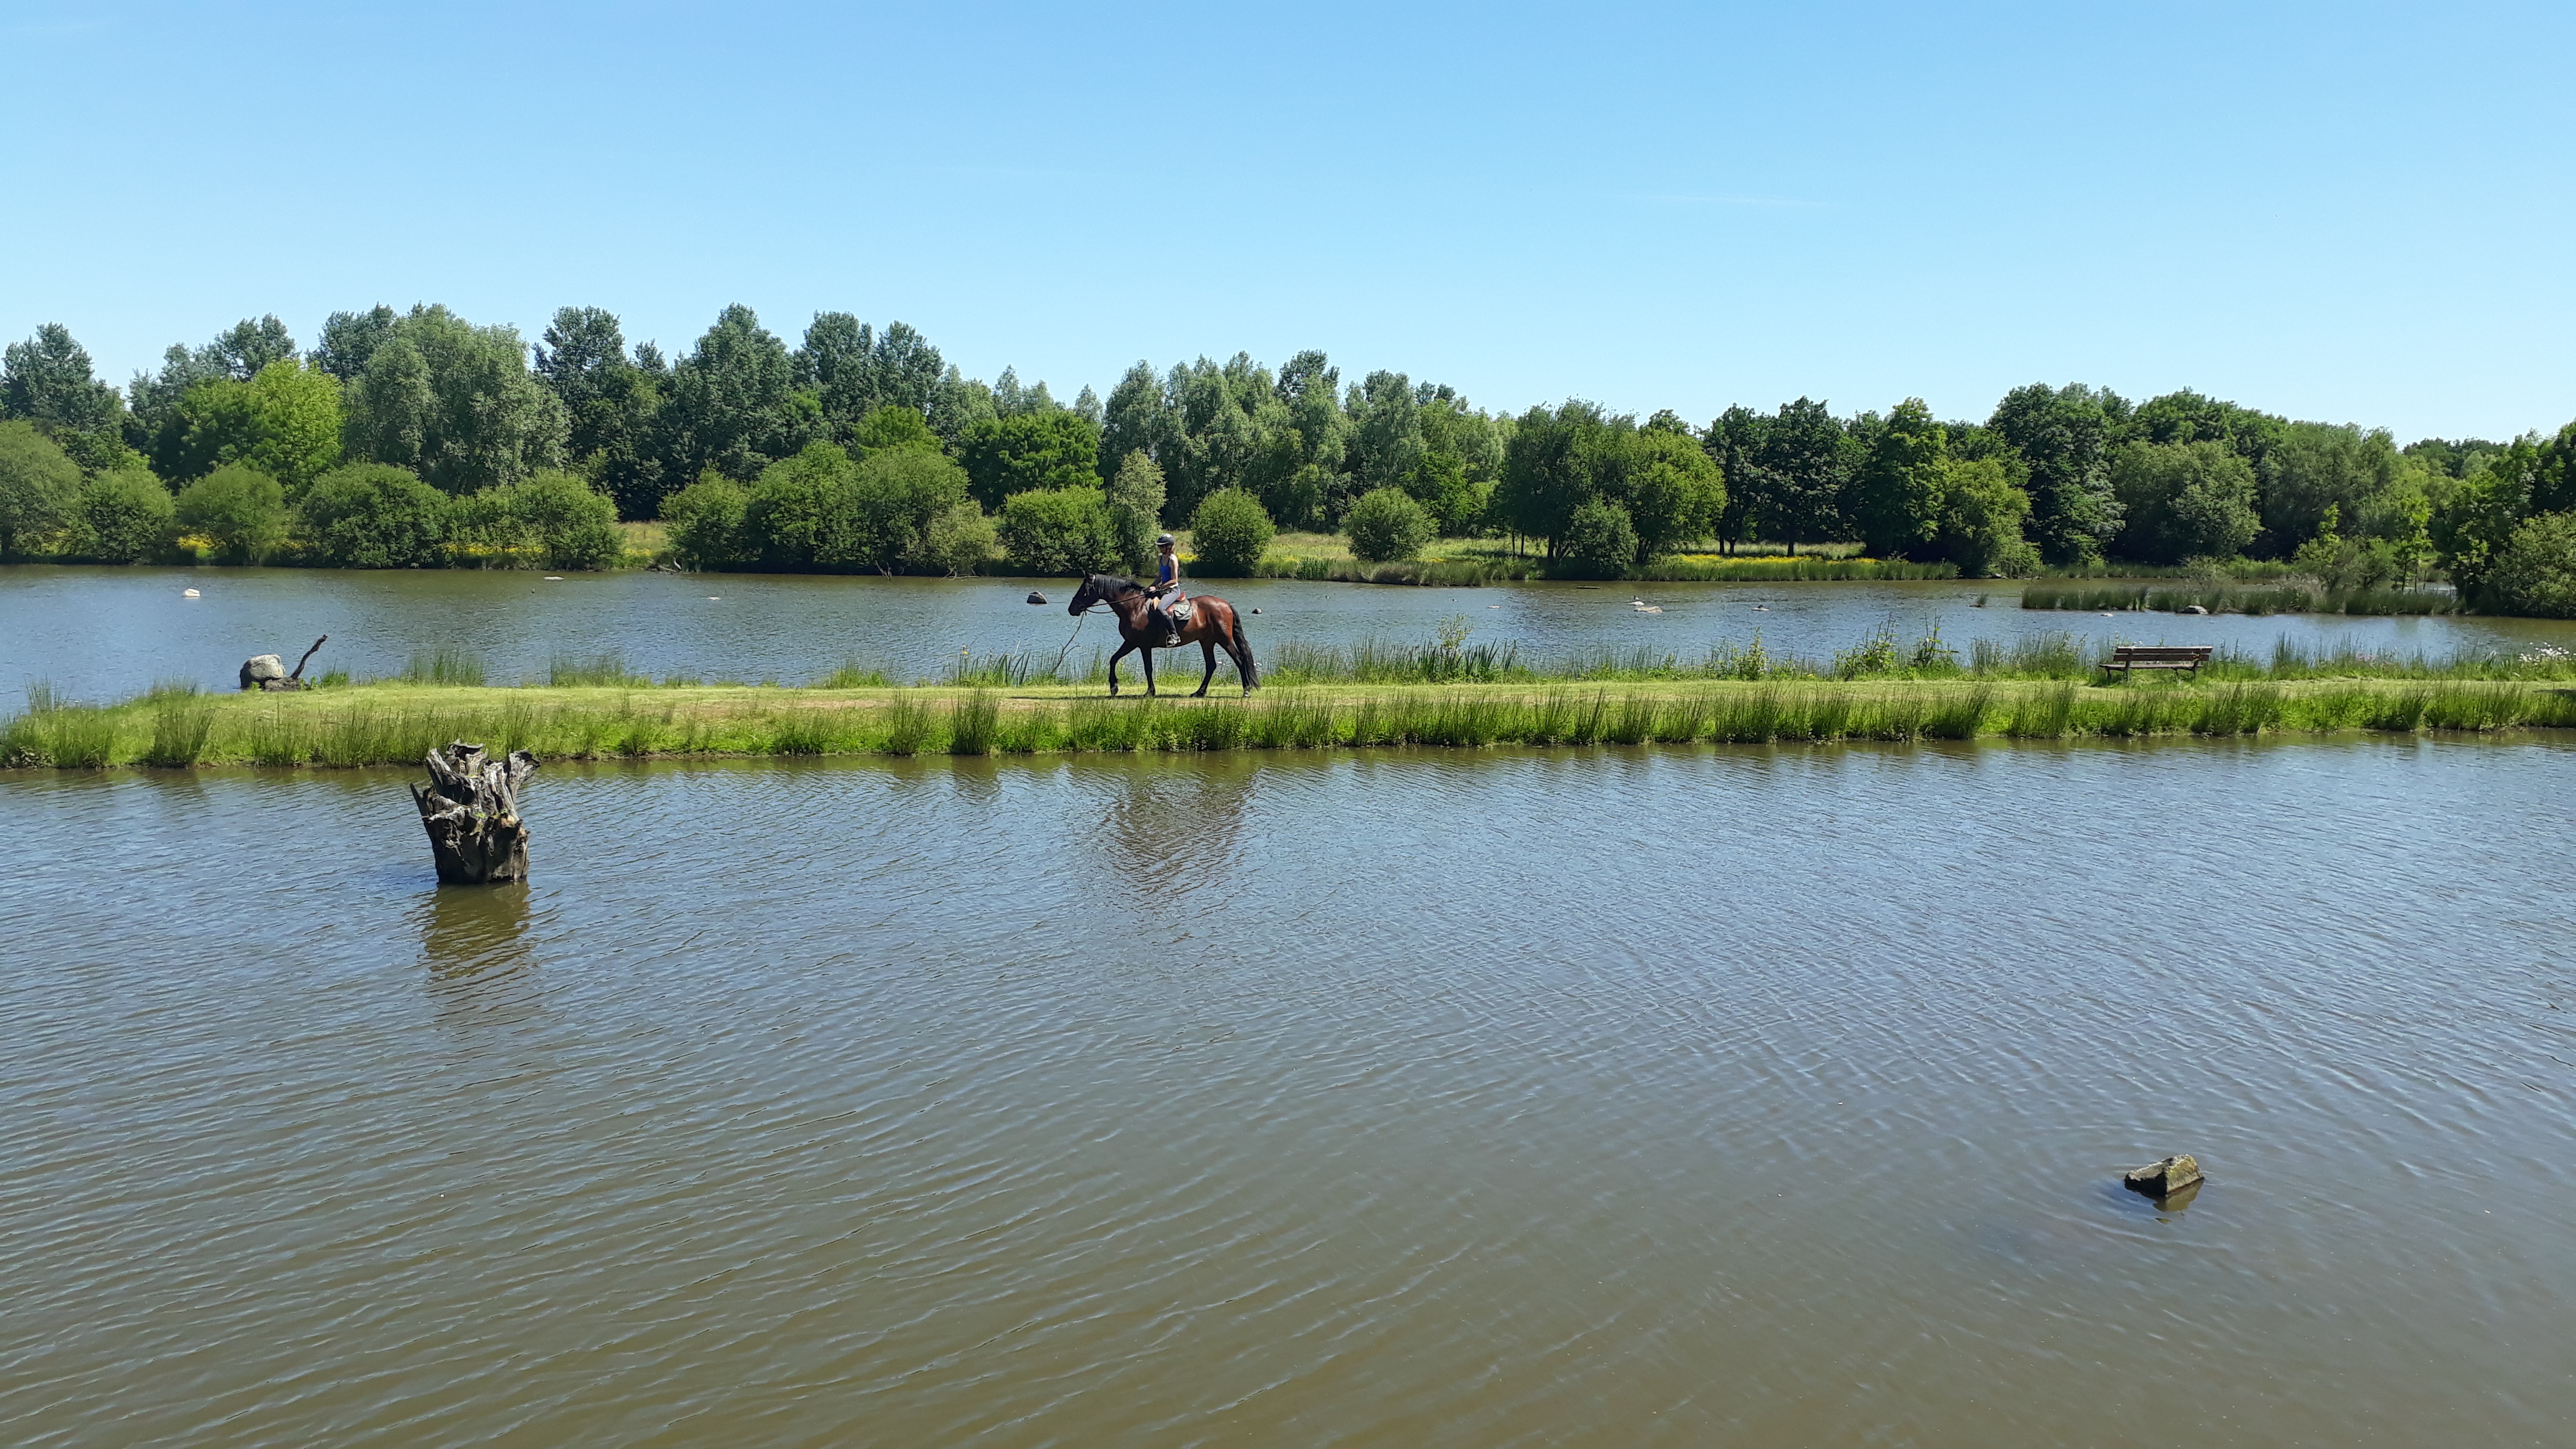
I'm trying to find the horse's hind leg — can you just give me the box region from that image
[1141,646,1158,696]
[1195,639,1217,696]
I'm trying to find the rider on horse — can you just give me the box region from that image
[1149,534,1184,645]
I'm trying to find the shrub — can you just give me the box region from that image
[743,442,864,571]
[1000,485,1120,575]
[175,464,288,562]
[1559,499,1636,578]
[959,410,1101,509]
[298,463,449,567]
[1940,456,2041,577]
[921,500,998,575]
[660,472,751,569]
[2482,510,2576,619]
[71,468,178,563]
[854,446,971,569]
[1189,487,1274,576]
[1345,485,1436,562]
[0,420,81,557]
[459,470,623,568]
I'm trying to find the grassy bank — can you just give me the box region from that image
[7,672,2573,770]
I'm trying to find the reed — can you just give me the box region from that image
[402,648,486,687]
[814,658,891,689]
[2003,681,2078,739]
[947,691,998,755]
[548,651,654,687]
[2020,581,2458,617]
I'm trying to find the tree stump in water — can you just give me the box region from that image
[411,741,539,884]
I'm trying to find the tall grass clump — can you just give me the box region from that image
[814,658,890,689]
[1247,691,1339,749]
[141,685,215,768]
[882,695,935,756]
[15,683,120,767]
[2004,681,2078,739]
[548,651,651,687]
[404,648,487,687]
[1971,632,2092,680]
[947,691,998,755]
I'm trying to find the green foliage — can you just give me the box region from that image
[1107,450,1166,572]
[2431,439,2536,594]
[1621,428,1727,560]
[298,463,449,567]
[69,468,177,562]
[342,305,567,493]
[1188,487,1274,576]
[175,464,289,562]
[851,404,939,454]
[960,409,1101,509]
[852,446,974,569]
[150,359,343,494]
[465,470,624,569]
[3,323,124,434]
[660,304,820,484]
[1850,399,1948,557]
[0,419,82,557]
[535,305,665,520]
[1559,499,1637,578]
[1938,457,2040,577]
[1989,383,2124,564]
[2111,439,2260,563]
[2481,510,2576,618]
[1000,485,1120,576]
[660,474,753,570]
[1345,485,1436,562]
[729,441,970,572]
[921,500,998,575]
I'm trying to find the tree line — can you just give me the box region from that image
[1,306,2572,613]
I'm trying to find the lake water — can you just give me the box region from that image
[6,740,2574,1446]
[6,565,2576,700]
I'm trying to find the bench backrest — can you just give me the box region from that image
[2109,645,2214,662]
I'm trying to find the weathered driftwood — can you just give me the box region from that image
[242,636,328,692]
[411,741,539,884]
[2123,1154,2203,1199]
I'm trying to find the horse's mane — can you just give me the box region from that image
[1088,573,1145,597]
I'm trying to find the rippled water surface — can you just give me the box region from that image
[8,565,2576,700]
[5,741,2574,1446]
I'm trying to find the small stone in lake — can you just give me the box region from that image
[1027,592,1047,605]
[2123,1154,2203,1197]
[1250,607,1260,614]
[2182,603,2209,615]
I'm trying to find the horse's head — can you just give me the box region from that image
[1068,574,1133,616]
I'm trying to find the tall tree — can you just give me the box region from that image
[4,324,123,435]
[1755,398,1858,553]
[655,305,818,484]
[308,306,399,381]
[0,421,82,557]
[2110,440,2261,563]
[1702,406,1769,553]
[959,410,1101,509]
[1495,401,1617,555]
[535,306,664,518]
[1988,383,2125,564]
[342,305,568,493]
[1848,399,1949,558]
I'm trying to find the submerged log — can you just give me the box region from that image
[2123,1154,2203,1198]
[411,741,539,884]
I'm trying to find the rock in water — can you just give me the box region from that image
[240,654,287,690]
[2123,1154,2203,1197]
[2182,603,2210,615]
[411,741,539,884]
[1027,591,1048,605]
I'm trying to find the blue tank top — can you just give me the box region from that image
[1157,555,1179,588]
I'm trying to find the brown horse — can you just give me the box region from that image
[1066,574,1259,696]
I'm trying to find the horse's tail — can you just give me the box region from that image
[1230,607,1258,690]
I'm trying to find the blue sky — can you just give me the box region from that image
[4,1,2569,439]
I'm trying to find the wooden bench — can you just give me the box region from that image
[2099,645,2213,677]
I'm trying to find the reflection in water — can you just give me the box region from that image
[1086,755,1255,894]
[414,881,540,1022]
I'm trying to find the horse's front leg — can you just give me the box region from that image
[1195,638,1217,696]
[1106,641,1133,696]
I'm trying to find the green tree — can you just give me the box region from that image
[0,420,82,557]
[154,360,344,494]
[4,323,124,434]
[850,446,972,570]
[1753,398,1858,553]
[921,501,998,575]
[469,471,624,570]
[659,474,752,570]
[2110,440,2261,563]
[343,305,568,493]
[2262,422,2403,558]
[852,405,939,455]
[1702,406,1767,552]
[1107,449,1167,572]
[1188,487,1274,576]
[2431,439,2539,595]
[1988,383,2125,564]
[1000,485,1120,575]
[175,464,290,562]
[1496,401,1615,555]
[1559,499,1637,578]
[1848,399,1949,557]
[308,306,399,381]
[69,467,177,562]
[535,306,665,520]
[2481,510,2576,618]
[298,464,451,567]
[1936,457,2040,577]
[1619,428,1726,561]
[658,305,819,485]
[1345,485,1435,562]
[741,442,864,572]
[960,410,1102,510]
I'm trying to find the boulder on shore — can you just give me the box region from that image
[240,655,288,691]
[2123,1154,2203,1197]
